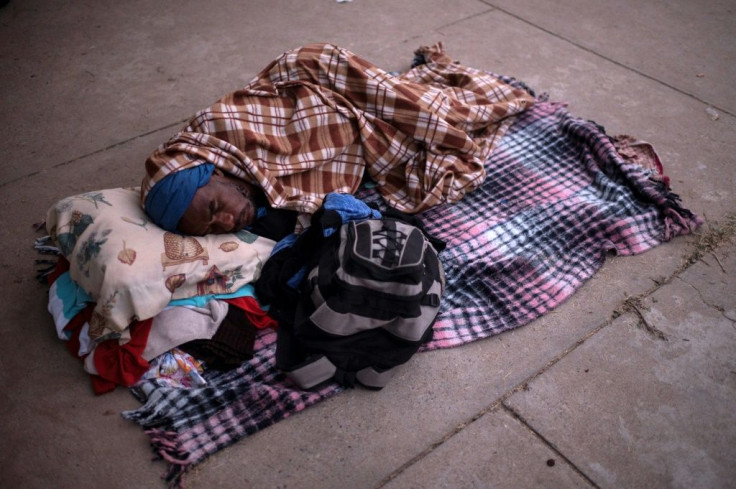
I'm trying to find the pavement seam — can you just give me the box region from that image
[500,402,601,488]
[372,318,614,489]
[479,1,735,119]
[373,216,736,487]
[2,9,499,191]
[501,320,613,401]
[372,398,506,488]
[7,5,732,191]
[394,7,496,48]
[434,7,496,35]
[0,119,187,190]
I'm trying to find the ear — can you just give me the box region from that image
[212,167,225,177]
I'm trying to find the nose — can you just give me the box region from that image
[212,210,235,232]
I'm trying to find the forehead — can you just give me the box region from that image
[177,179,223,234]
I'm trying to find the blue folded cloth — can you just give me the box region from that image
[323,193,381,237]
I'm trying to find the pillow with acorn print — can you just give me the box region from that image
[45,188,275,341]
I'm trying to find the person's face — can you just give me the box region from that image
[177,171,258,236]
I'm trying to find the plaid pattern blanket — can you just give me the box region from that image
[141,43,533,215]
[123,96,701,487]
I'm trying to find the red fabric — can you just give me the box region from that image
[62,304,95,359]
[90,375,117,395]
[90,318,154,394]
[225,297,277,329]
[45,257,154,395]
[46,256,70,285]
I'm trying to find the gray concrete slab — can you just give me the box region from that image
[0,1,734,488]
[486,0,736,115]
[0,129,178,489]
[505,241,736,488]
[432,11,736,223]
[381,407,593,489]
[676,227,736,321]
[0,0,489,186]
[174,245,701,488]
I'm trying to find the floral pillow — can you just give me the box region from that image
[45,187,276,341]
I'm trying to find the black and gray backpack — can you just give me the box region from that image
[256,208,445,390]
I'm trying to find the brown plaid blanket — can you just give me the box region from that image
[141,43,534,215]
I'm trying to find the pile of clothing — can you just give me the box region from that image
[42,190,392,395]
[45,255,277,394]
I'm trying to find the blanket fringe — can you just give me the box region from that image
[145,429,194,489]
[560,113,702,243]
[34,235,61,282]
[611,134,704,240]
[411,41,450,67]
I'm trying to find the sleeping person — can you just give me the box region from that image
[141,42,533,237]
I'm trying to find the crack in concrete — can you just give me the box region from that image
[621,296,669,341]
[677,214,736,273]
[677,275,735,325]
[501,403,602,488]
[707,251,728,274]
[608,213,736,339]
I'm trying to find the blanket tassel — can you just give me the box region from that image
[145,429,194,489]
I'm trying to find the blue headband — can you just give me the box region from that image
[144,164,215,231]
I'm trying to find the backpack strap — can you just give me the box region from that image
[355,366,400,390]
[382,207,446,252]
[281,355,399,390]
[284,355,337,389]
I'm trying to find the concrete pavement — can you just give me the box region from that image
[1,1,733,488]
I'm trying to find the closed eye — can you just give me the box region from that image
[205,200,218,235]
